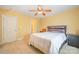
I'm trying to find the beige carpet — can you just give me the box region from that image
[60,43,79,54]
[0,37,79,54]
[0,40,42,54]
[0,34,42,54]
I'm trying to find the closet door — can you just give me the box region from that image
[2,15,18,43]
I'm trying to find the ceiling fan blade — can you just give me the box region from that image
[37,5,43,11]
[42,12,46,16]
[29,10,37,12]
[34,12,38,16]
[45,10,52,12]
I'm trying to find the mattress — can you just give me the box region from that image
[29,32,67,54]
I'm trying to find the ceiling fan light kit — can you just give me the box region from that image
[29,5,52,16]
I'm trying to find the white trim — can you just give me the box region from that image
[2,14,4,44]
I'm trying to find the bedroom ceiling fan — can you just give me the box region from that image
[29,5,53,16]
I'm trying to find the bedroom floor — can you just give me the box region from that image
[0,39,42,54]
[60,43,79,54]
[0,38,79,54]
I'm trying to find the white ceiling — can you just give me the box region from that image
[0,5,78,17]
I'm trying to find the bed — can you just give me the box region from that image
[29,25,67,54]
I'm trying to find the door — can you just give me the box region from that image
[2,15,18,43]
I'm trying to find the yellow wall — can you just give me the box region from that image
[41,7,79,35]
[0,8,40,40]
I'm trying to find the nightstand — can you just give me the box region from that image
[40,30,46,32]
[40,29,46,32]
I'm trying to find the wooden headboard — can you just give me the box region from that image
[47,25,67,34]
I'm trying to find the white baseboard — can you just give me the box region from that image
[0,37,23,45]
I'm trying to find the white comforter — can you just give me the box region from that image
[29,32,66,54]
